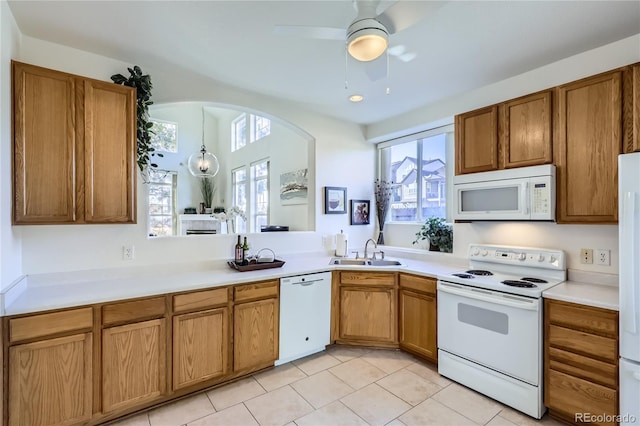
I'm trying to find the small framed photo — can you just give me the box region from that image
[324,186,347,214]
[350,199,370,225]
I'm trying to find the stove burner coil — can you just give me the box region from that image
[466,270,494,276]
[521,277,548,284]
[452,273,475,279]
[501,280,537,288]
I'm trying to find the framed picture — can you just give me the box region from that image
[280,168,308,205]
[324,186,347,214]
[350,199,370,225]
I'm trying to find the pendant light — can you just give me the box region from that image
[188,107,219,178]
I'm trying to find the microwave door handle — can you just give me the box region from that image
[524,182,530,215]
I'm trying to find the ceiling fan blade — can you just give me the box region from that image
[362,56,387,82]
[273,25,346,40]
[387,44,406,56]
[398,52,417,62]
[377,1,446,34]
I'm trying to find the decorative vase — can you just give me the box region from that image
[376,231,385,245]
[429,242,439,251]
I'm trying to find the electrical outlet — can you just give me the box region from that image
[580,248,593,264]
[595,249,611,266]
[123,245,134,261]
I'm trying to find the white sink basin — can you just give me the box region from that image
[329,258,403,267]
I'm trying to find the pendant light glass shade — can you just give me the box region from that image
[188,146,219,178]
[188,108,220,178]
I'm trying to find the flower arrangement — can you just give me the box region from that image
[374,179,395,244]
[413,216,453,252]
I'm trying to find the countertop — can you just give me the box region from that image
[2,252,467,316]
[3,251,619,316]
[542,269,619,311]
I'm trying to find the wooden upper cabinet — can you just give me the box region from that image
[84,79,136,223]
[556,70,623,223]
[455,105,499,174]
[634,64,640,152]
[13,62,77,223]
[624,64,640,153]
[12,61,136,225]
[501,90,553,168]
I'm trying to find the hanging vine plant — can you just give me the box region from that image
[111,66,162,180]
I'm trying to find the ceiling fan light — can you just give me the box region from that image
[347,19,388,62]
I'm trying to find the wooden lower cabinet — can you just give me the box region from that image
[233,297,279,372]
[8,333,93,426]
[102,319,167,414]
[337,272,397,346]
[544,299,619,425]
[398,274,437,362]
[173,307,229,390]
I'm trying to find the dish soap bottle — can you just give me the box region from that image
[235,235,243,264]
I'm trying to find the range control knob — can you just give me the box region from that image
[481,249,489,257]
[517,253,526,261]
[549,255,557,264]
[537,254,545,262]
[472,248,480,256]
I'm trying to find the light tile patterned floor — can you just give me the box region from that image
[109,347,565,426]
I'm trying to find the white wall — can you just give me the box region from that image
[0,0,22,289]
[378,35,640,275]
[14,36,375,275]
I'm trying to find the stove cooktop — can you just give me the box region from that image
[438,244,566,298]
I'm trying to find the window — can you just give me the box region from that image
[251,160,269,231]
[231,113,271,151]
[232,168,247,233]
[150,119,178,153]
[378,125,453,222]
[232,115,247,152]
[148,171,177,236]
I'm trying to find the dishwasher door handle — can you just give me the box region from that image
[292,279,323,286]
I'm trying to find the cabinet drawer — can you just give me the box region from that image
[546,299,617,337]
[546,369,617,425]
[340,272,395,287]
[548,324,617,363]
[102,297,166,326]
[399,274,436,294]
[548,347,617,388]
[9,307,93,343]
[234,281,278,303]
[173,287,229,313]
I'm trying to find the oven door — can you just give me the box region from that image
[437,281,541,385]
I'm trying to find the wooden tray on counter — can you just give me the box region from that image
[227,259,285,272]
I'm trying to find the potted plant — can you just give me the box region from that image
[413,216,453,252]
[199,177,215,213]
[111,66,161,181]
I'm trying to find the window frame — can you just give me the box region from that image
[232,114,247,152]
[147,170,178,237]
[149,118,178,153]
[250,159,270,232]
[377,124,454,223]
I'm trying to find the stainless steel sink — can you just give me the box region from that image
[329,258,402,267]
[368,260,402,266]
[330,258,367,266]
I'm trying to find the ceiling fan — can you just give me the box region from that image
[274,1,442,69]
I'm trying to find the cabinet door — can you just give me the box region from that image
[12,61,78,224]
[556,71,622,223]
[173,307,229,390]
[501,90,553,168]
[455,105,499,175]
[84,79,136,223]
[102,319,166,413]
[9,333,92,426]
[632,64,640,152]
[233,298,278,372]
[398,289,436,362]
[339,287,396,343]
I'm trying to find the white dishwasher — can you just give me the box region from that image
[276,271,332,365]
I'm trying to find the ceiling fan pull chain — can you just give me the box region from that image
[386,49,390,95]
[344,45,349,90]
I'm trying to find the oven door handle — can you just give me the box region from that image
[438,282,539,311]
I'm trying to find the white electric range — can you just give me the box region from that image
[437,244,566,419]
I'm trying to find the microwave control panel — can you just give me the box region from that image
[531,181,550,214]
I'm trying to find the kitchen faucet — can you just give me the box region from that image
[364,238,377,259]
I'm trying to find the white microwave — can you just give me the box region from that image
[453,165,556,221]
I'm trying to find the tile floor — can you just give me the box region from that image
[110,347,564,426]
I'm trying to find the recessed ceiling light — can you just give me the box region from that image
[349,94,364,103]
